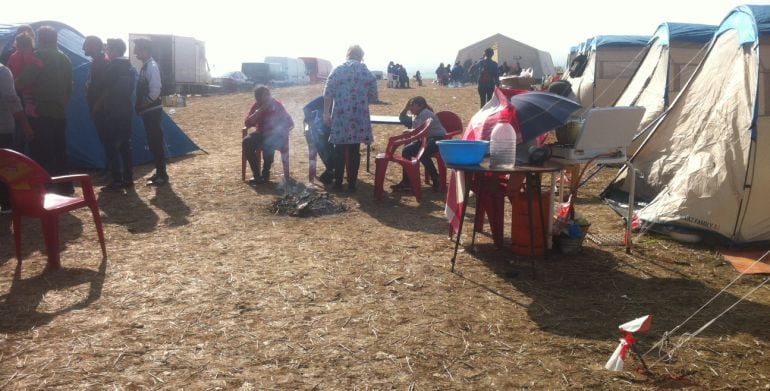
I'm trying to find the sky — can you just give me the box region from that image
[4,0,762,77]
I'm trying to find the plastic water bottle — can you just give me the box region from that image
[489,118,517,169]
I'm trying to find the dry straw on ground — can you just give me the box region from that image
[1,81,769,389]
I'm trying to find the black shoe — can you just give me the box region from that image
[346,186,357,193]
[147,175,168,186]
[319,171,334,185]
[430,174,441,191]
[331,183,344,192]
[101,182,126,192]
[261,170,271,183]
[391,181,412,192]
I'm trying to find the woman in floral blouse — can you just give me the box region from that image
[323,45,378,193]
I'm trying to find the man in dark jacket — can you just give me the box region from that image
[15,25,74,194]
[98,38,136,191]
[83,35,110,174]
[476,48,500,108]
[133,37,168,185]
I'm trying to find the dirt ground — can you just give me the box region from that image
[1,80,769,390]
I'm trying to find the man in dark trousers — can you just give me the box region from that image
[133,38,168,186]
[476,48,500,108]
[98,38,136,191]
[83,35,110,175]
[15,25,73,194]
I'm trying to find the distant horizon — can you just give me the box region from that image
[5,0,750,80]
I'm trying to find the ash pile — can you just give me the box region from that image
[269,182,347,217]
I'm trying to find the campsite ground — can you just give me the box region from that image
[1,81,769,390]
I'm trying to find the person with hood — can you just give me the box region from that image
[97,38,137,191]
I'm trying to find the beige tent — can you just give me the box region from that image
[455,33,555,78]
[563,35,649,114]
[604,5,770,244]
[615,23,716,152]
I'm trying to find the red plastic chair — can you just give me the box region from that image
[0,148,107,270]
[374,118,432,202]
[425,111,463,192]
[241,127,290,182]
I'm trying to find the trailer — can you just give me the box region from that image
[241,62,275,85]
[264,56,309,86]
[129,33,211,95]
[299,57,332,83]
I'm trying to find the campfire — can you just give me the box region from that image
[269,182,347,217]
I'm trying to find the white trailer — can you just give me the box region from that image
[264,56,309,86]
[129,33,211,95]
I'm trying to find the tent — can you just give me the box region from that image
[0,21,200,169]
[615,23,716,152]
[563,35,650,115]
[603,5,770,244]
[455,33,555,79]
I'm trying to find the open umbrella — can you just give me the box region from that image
[463,87,582,144]
[511,91,582,143]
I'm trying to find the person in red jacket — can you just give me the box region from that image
[243,85,294,184]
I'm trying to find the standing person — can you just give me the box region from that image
[391,96,446,192]
[97,38,136,192]
[450,61,464,87]
[8,33,41,119]
[15,25,73,195]
[83,35,111,175]
[0,63,34,212]
[242,85,294,185]
[323,45,378,193]
[0,25,34,66]
[133,38,167,186]
[477,47,500,107]
[6,26,37,151]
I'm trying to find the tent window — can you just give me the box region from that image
[599,60,641,79]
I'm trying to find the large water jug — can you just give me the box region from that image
[489,119,517,169]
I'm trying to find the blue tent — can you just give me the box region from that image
[0,20,200,169]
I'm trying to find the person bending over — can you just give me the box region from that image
[391,96,446,192]
[243,85,294,185]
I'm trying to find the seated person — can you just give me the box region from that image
[392,96,447,192]
[302,96,334,184]
[413,70,423,87]
[243,86,294,184]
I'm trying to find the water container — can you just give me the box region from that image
[489,119,517,169]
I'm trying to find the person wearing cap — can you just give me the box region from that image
[133,37,168,186]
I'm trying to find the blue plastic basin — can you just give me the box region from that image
[436,140,489,166]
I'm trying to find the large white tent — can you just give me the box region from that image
[454,33,555,79]
[604,5,770,244]
[616,23,716,152]
[563,35,649,115]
